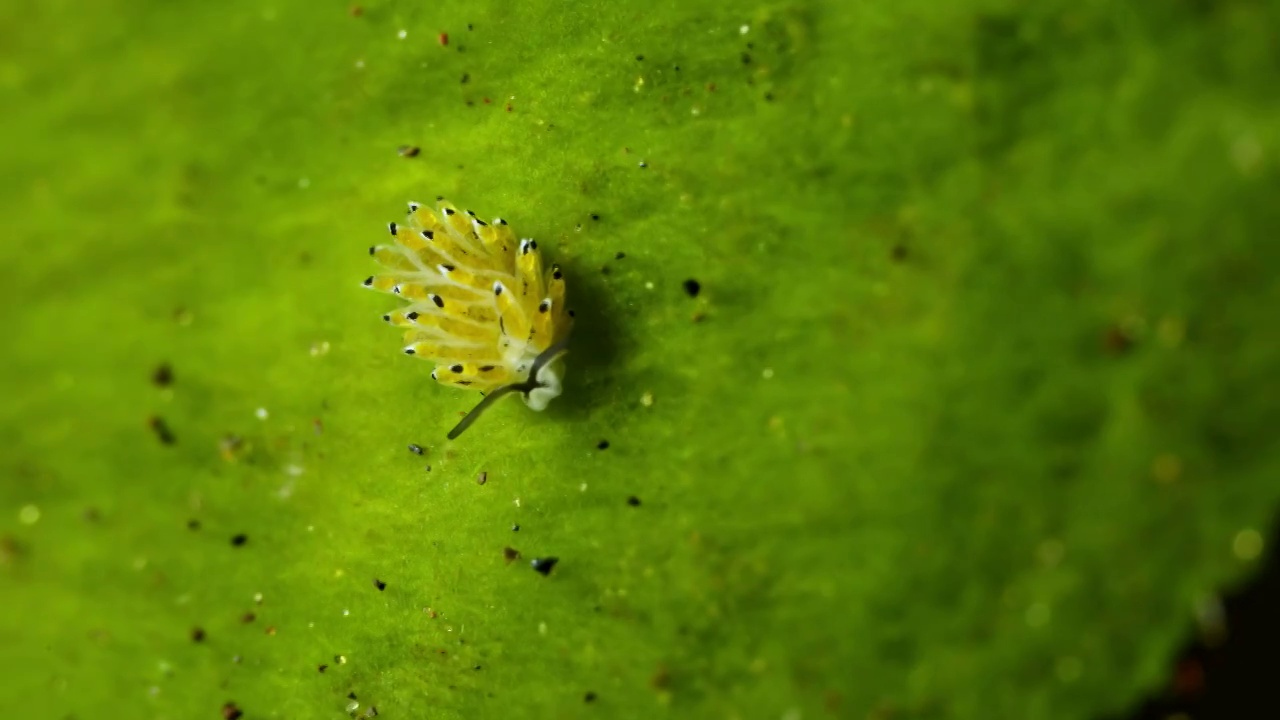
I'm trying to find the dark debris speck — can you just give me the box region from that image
[191,627,206,642]
[230,533,248,547]
[187,519,201,531]
[597,439,610,450]
[503,546,520,564]
[398,145,420,158]
[627,496,641,507]
[511,524,520,532]
[530,557,559,576]
[148,415,176,445]
[408,443,425,455]
[152,363,174,387]
[682,278,702,297]
[615,251,626,260]
[318,664,328,673]
[241,612,256,624]
[373,578,387,591]
[476,471,488,485]
[222,702,243,720]
[584,692,598,703]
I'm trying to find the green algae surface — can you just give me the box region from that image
[3,1,1280,718]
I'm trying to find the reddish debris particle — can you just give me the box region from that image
[265,626,277,636]
[438,32,449,46]
[505,103,513,112]
[230,533,248,547]
[398,145,420,158]
[530,557,559,576]
[651,664,671,689]
[152,362,174,387]
[706,82,717,92]
[1173,658,1205,697]
[627,496,641,507]
[482,97,491,104]
[241,612,256,624]
[373,578,387,591]
[503,546,520,564]
[349,5,363,17]
[222,702,243,720]
[1104,325,1134,355]
[148,415,176,445]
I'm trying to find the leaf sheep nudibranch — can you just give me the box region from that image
[362,199,573,439]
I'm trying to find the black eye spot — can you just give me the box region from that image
[368,246,376,255]
[457,380,473,386]
[479,365,495,372]
[538,300,550,313]
[440,264,455,272]
[444,208,455,216]
[362,277,373,287]
[407,311,419,320]
[495,218,507,225]
[431,295,445,308]
[465,209,476,217]
[474,218,487,227]
[388,222,398,236]
[450,364,463,373]
[405,348,417,355]
[382,314,390,322]
[421,230,434,240]
[494,284,504,296]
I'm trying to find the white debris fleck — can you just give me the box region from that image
[354,59,365,69]
[310,340,331,357]
[740,24,750,35]
[640,391,654,407]
[762,368,775,379]
[255,407,269,420]
[297,177,310,189]
[343,608,350,617]
[397,29,408,40]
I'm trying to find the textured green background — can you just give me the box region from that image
[3,1,1278,718]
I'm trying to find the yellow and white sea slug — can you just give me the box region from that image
[362,199,573,438]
